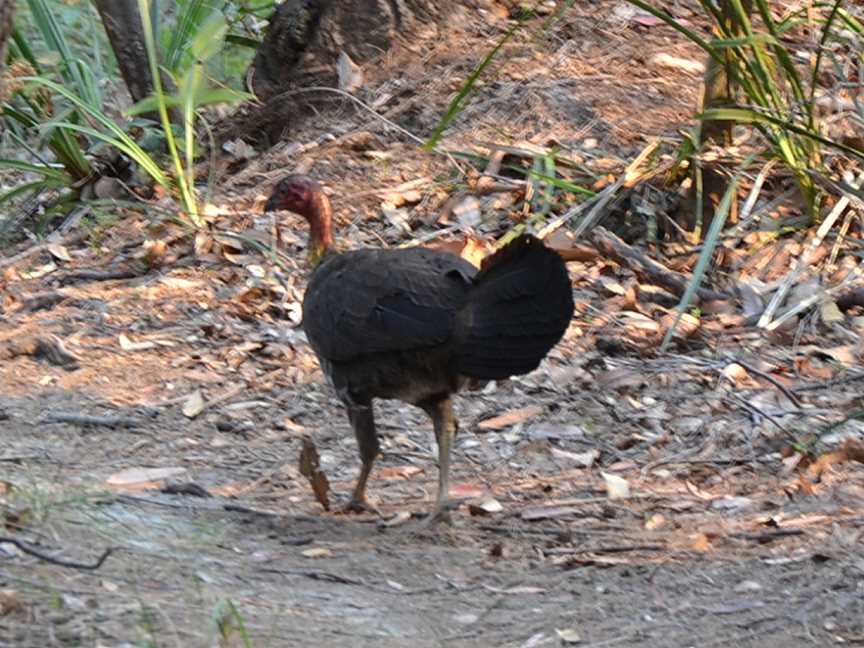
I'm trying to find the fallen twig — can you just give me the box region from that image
[791,371,864,393]
[0,230,88,270]
[0,335,80,369]
[729,528,804,543]
[0,536,115,570]
[39,412,141,429]
[589,226,728,301]
[725,359,802,407]
[58,268,141,284]
[543,544,667,555]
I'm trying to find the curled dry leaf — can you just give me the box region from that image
[691,533,711,552]
[601,472,630,499]
[182,390,206,418]
[551,447,599,468]
[299,436,331,511]
[808,439,864,478]
[555,628,582,644]
[478,405,543,431]
[0,590,25,616]
[721,362,750,386]
[378,466,423,480]
[467,497,503,516]
[106,467,187,491]
[46,244,72,262]
[378,510,412,528]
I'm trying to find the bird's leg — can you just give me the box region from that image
[344,400,380,514]
[421,397,459,525]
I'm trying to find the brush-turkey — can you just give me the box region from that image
[265,175,574,523]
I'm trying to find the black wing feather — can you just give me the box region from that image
[302,247,477,362]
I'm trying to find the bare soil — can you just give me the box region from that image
[2,2,863,647]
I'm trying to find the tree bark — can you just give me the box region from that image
[0,0,13,82]
[92,0,155,105]
[685,0,754,236]
[250,0,446,100]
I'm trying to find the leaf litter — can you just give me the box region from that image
[1,1,864,645]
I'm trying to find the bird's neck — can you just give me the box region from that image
[307,192,335,267]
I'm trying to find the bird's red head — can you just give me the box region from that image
[265,174,333,266]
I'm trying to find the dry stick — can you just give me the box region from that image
[58,268,141,284]
[0,230,89,270]
[726,359,803,407]
[738,159,776,224]
[729,392,797,441]
[39,412,141,429]
[758,172,863,328]
[792,370,864,393]
[542,544,667,555]
[588,226,728,301]
[764,261,864,332]
[0,536,115,570]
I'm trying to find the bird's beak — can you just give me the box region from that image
[264,195,280,212]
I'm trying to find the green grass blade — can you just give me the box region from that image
[166,0,217,71]
[0,179,63,205]
[0,158,69,182]
[424,20,521,151]
[660,174,740,351]
[137,0,199,220]
[700,107,864,160]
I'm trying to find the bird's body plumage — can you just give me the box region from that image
[266,175,574,521]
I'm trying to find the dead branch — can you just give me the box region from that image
[0,536,115,570]
[58,268,141,284]
[39,412,141,429]
[0,231,88,270]
[730,528,804,543]
[0,335,80,369]
[724,359,802,407]
[588,226,728,302]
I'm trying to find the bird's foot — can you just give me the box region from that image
[415,499,461,528]
[341,497,380,516]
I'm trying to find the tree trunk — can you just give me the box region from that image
[0,0,13,85]
[251,0,447,100]
[685,0,754,236]
[91,0,178,120]
[92,0,156,105]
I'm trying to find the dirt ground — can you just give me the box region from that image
[2,2,864,647]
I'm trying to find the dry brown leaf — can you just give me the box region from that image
[106,467,187,491]
[808,439,864,478]
[555,628,582,644]
[448,483,485,499]
[691,533,711,552]
[46,244,72,262]
[601,472,630,499]
[797,473,815,496]
[299,436,331,511]
[379,466,423,480]
[644,513,666,530]
[378,511,412,528]
[0,590,25,617]
[468,497,503,516]
[182,390,206,418]
[551,447,599,468]
[477,405,543,431]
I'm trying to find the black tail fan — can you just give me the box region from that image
[455,235,574,380]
